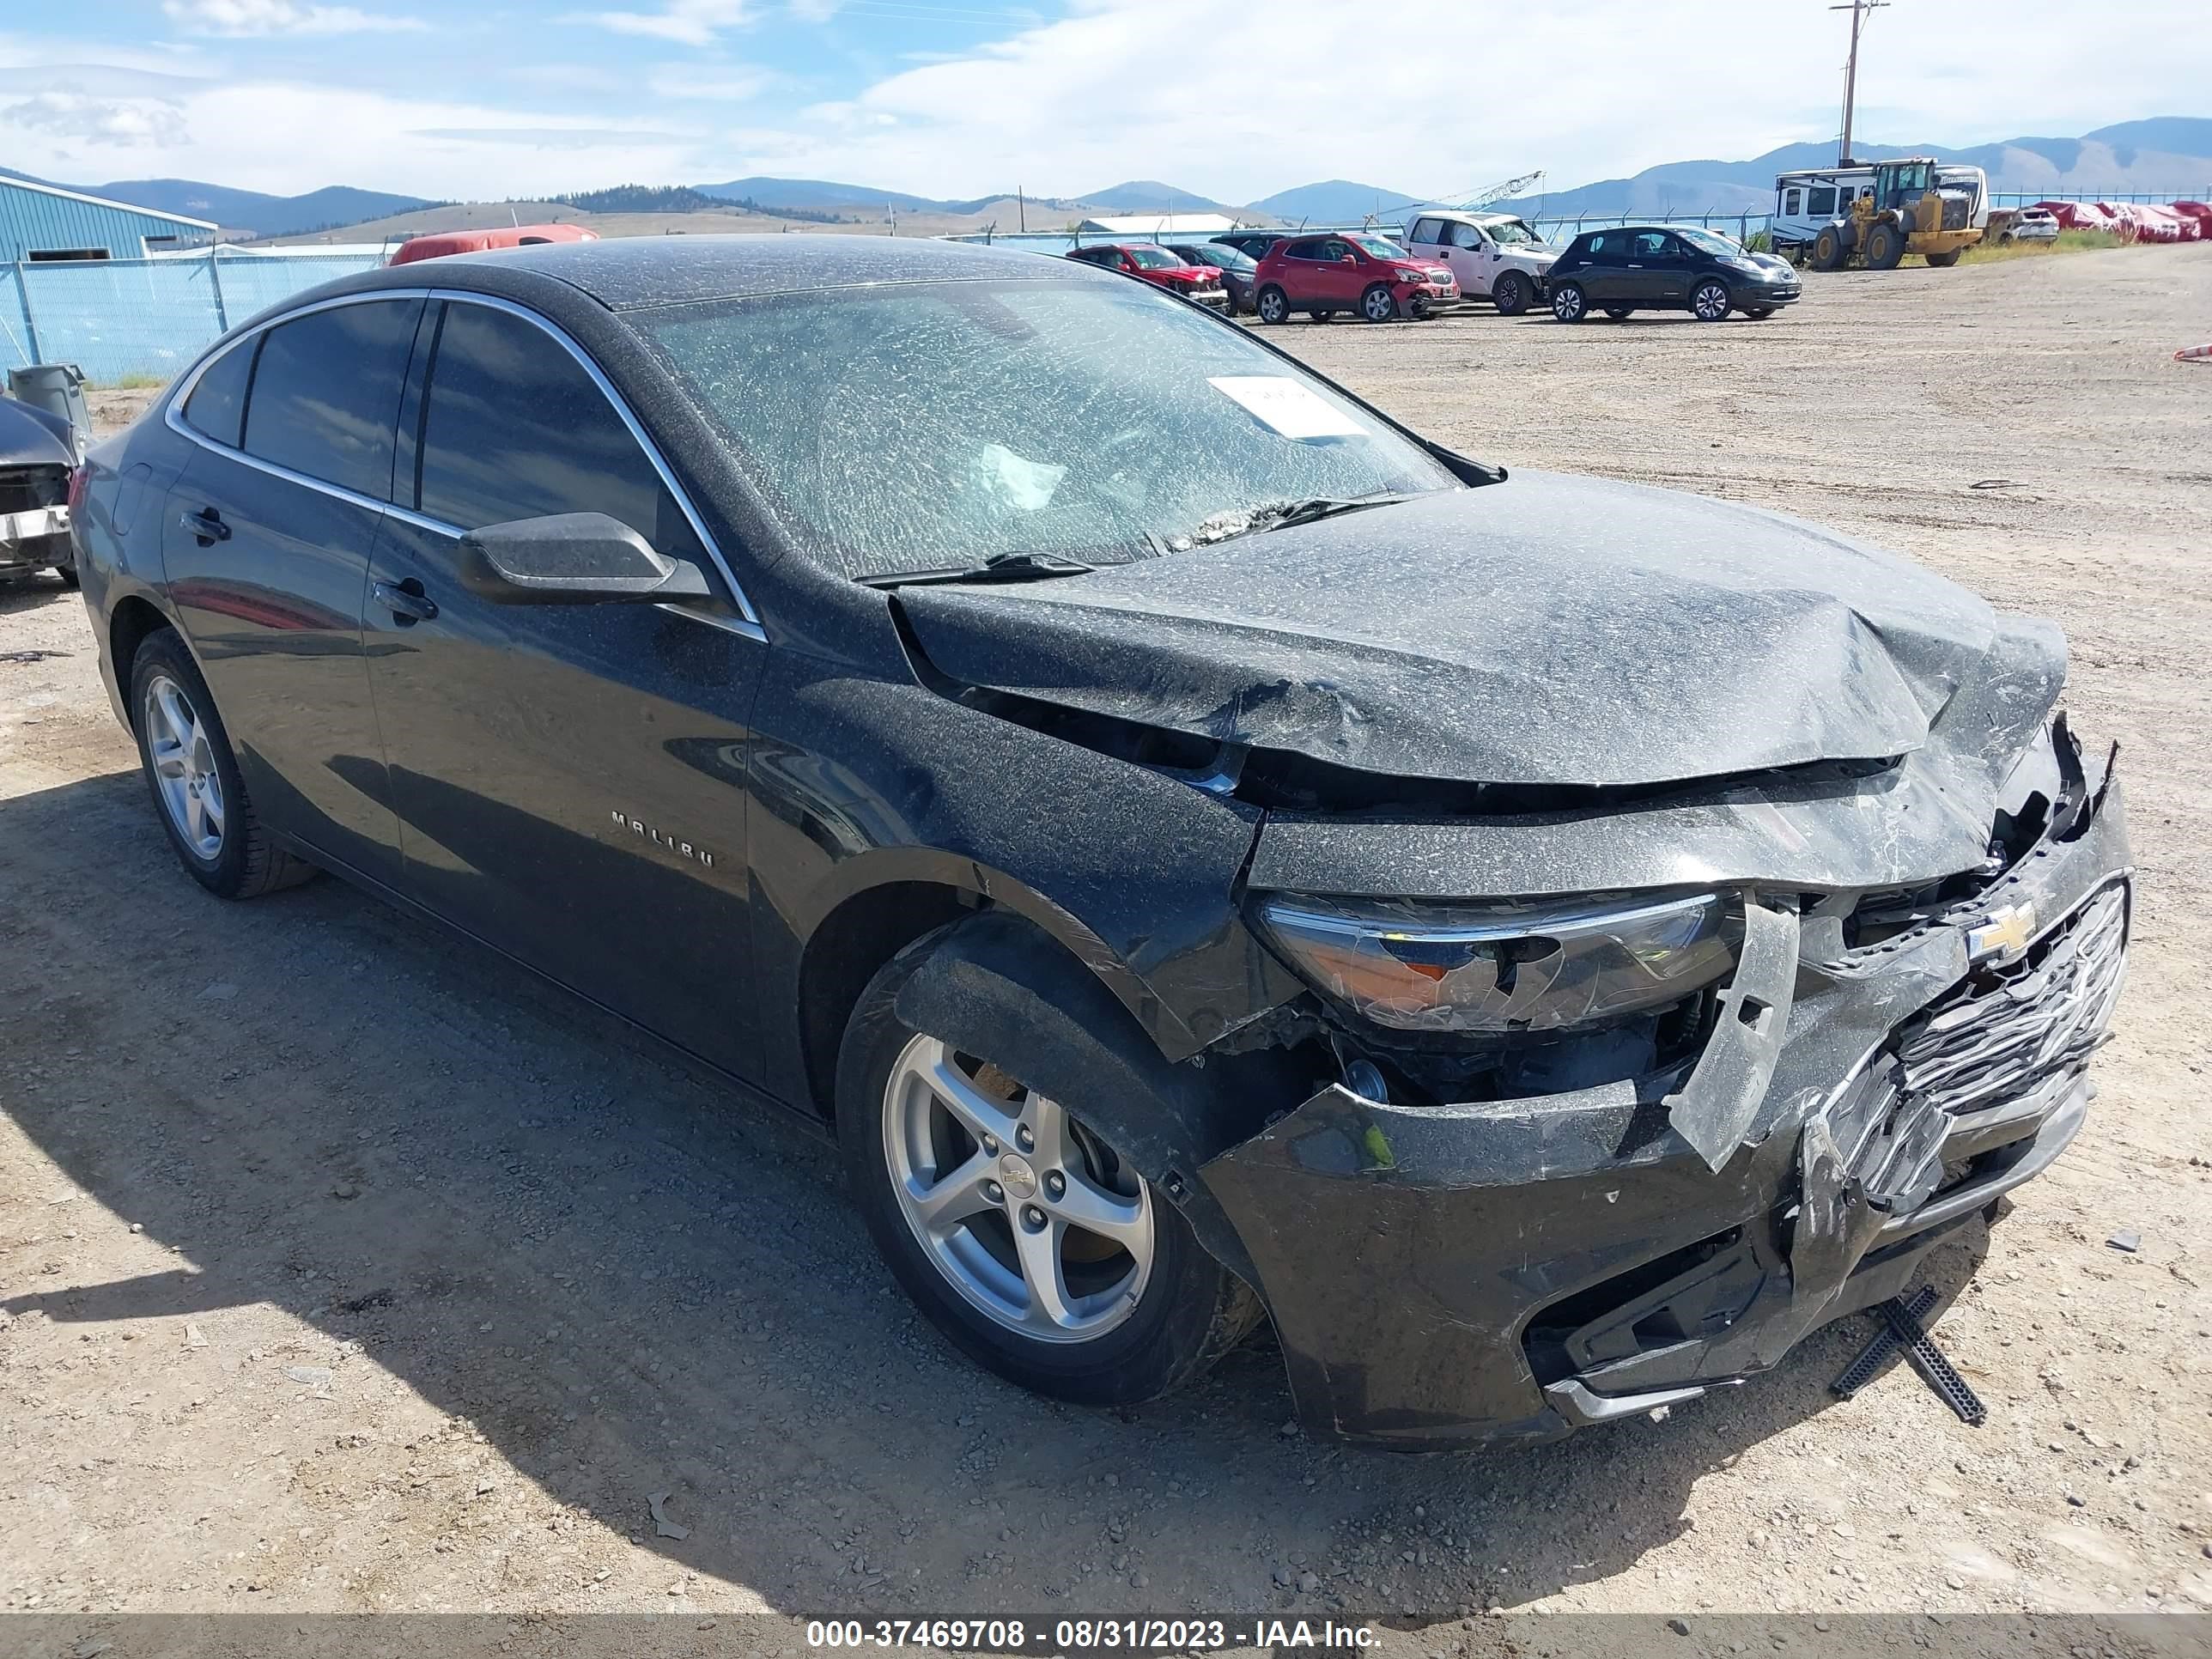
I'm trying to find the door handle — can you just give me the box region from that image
[179,507,230,544]
[373,577,438,624]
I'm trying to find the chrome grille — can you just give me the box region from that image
[1898,882,2129,1119]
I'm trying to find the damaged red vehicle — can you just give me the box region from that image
[70,237,2130,1448]
[1065,242,1231,310]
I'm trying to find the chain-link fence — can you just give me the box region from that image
[0,250,384,385]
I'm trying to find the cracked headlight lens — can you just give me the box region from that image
[1255,890,1734,1033]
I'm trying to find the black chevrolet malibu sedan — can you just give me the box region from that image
[1546,224,1802,323]
[71,235,2128,1448]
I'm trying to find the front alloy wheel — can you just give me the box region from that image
[1692,280,1732,321]
[838,927,1261,1407]
[1360,284,1398,324]
[882,1034,1153,1340]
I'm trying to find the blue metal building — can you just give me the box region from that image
[0,175,218,264]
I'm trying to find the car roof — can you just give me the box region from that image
[386,232,1097,312]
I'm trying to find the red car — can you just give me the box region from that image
[1064,242,1230,310]
[390,223,599,265]
[1251,232,1457,324]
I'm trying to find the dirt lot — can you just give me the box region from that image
[3,246,2211,1647]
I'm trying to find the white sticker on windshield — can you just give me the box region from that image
[1207,376,1367,441]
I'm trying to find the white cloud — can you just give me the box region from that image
[161,0,427,34]
[571,0,749,45]
[647,62,775,102]
[2,91,188,148]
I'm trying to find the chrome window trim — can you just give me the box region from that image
[162,285,767,644]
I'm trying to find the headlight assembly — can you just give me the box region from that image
[1255,890,1735,1033]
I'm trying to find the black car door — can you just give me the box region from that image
[160,296,416,882]
[1623,230,1683,304]
[361,295,772,1083]
[1572,231,1624,301]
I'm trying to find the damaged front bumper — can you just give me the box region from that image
[1200,771,2130,1449]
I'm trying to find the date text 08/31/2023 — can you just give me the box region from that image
[805,1618,1380,1650]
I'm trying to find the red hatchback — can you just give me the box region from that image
[1065,242,1230,310]
[1252,232,1457,324]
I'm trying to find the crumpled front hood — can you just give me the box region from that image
[895,471,2063,791]
[0,396,75,469]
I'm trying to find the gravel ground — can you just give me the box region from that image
[3,246,2211,1650]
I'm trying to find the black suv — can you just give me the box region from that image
[72,235,2126,1449]
[1547,224,1802,323]
[1206,229,1288,262]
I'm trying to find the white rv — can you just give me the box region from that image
[1771,163,1989,257]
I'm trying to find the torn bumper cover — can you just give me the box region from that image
[1200,775,2130,1449]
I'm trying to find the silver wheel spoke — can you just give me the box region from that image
[1012,1215,1076,1330]
[1051,1165,1152,1255]
[922,1048,1024,1149]
[906,1147,995,1237]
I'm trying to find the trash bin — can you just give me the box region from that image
[7,363,90,453]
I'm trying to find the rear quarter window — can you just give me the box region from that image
[180,339,255,448]
[241,298,423,499]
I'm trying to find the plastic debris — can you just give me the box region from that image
[647,1490,690,1541]
[2108,1229,2142,1253]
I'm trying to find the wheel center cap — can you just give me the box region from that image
[996,1153,1038,1200]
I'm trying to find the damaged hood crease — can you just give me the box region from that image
[894,473,2062,799]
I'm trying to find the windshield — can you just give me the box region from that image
[1485,218,1544,246]
[1192,245,1252,272]
[1350,234,1409,260]
[1121,245,1180,269]
[635,278,1456,578]
[1674,226,1746,256]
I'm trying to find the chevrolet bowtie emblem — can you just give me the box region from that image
[1968,901,2038,963]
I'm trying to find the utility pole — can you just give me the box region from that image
[1830,0,1888,165]
[1018,185,1026,232]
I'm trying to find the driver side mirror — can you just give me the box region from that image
[1340,252,1358,264]
[456,511,714,606]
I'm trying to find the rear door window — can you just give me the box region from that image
[240,298,422,499]
[1409,217,1444,246]
[181,339,256,448]
[1808,186,1837,215]
[414,300,702,561]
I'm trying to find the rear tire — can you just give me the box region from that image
[1604,307,1632,320]
[1491,270,1531,316]
[129,629,318,900]
[1255,285,1289,325]
[1550,282,1588,323]
[836,931,1260,1408]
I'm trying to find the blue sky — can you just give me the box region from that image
[0,0,2205,204]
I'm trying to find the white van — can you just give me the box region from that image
[1401,210,1558,315]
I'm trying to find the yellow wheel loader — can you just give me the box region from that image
[1807,158,1984,271]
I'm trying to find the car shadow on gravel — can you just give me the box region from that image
[0,769,1995,1623]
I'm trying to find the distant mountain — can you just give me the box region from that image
[1245,179,1428,223]
[693,176,944,213]
[1512,121,2212,218]
[1074,179,1231,214]
[0,172,434,237]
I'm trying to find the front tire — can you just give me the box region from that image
[1604,307,1633,320]
[1691,279,1732,321]
[1865,221,1905,270]
[1491,270,1531,316]
[1811,226,1846,270]
[1255,285,1289,325]
[1744,306,1775,319]
[129,629,317,899]
[1360,284,1398,324]
[836,936,1257,1407]
[1551,282,1588,323]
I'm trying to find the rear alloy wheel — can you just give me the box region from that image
[1692,279,1732,321]
[1551,282,1588,323]
[1491,270,1531,316]
[1255,285,1289,325]
[1361,284,1398,324]
[129,629,316,899]
[838,941,1259,1406]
